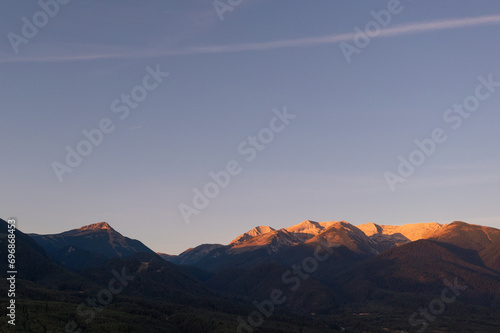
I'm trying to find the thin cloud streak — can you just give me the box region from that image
[182,14,500,55]
[2,14,500,63]
[376,14,500,37]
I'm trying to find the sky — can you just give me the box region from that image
[2,0,500,254]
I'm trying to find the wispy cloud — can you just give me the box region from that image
[2,15,500,63]
[178,14,500,55]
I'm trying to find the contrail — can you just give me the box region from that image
[2,15,500,63]
[173,14,500,55]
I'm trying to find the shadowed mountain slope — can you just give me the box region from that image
[29,222,155,269]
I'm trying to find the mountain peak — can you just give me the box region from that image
[286,220,320,230]
[305,221,378,254]
[357,222,442,241]
[229,228,301,254]
[230,226,275,244]
[78,222,114,231]
[426,221,500,251]
[284,220,336,241]
[30,221,155,265]
[251,225,275,235]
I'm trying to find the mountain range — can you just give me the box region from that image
[159,220,450,269]
[2,218,500,332]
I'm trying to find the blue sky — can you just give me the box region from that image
[2,0,500,254]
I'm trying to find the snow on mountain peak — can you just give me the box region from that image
[286,220,320,233]
[284,220,337,241]
[230,225,275,244]
[357,222,442,241]
[78,222,114,231]
[229,228,301,254]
